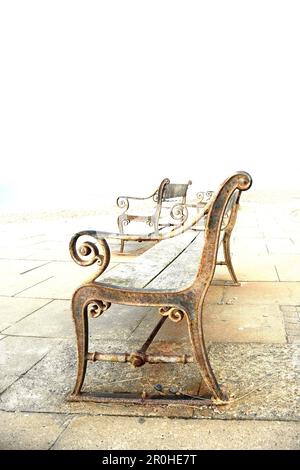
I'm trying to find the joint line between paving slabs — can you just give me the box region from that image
[0,350,52,397]
[48,415,74,450]
[0,299,54,334]
[20,262,52,275]
[274,265,281,282]
[12,277,54,297]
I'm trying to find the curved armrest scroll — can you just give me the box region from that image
[69,231,111,282]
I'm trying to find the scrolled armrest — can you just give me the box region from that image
[116,191,158,211]
[69,230,111,282]
[116,196,130,211]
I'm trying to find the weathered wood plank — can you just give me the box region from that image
[98,231,198,289]
[148,233,204,290]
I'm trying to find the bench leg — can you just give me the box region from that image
[117,216,125,253]
[187,312,226,401]
[71,301,89,396]
[223,232,240,286]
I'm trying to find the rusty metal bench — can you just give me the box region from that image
[116,178,192,252]
[69,171,252,405]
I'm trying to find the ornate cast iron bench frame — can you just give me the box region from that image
[116,178,192,252]
[69,172,252,405]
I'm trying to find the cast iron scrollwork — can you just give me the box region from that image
[86,300,111,318]
[197,191,214,204]
[159,306,186,323]
[69,231,111,282]
[116,197,129,211]
[170,203,188,224]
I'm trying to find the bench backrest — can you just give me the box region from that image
[154,178,192,225]
[193,172,252,290]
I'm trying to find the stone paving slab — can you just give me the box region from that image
[0,340,195,418]
[0,259,50,275]
[214,254,279,282]
[13,261,118,300]
[230,238,268,255]
[223,282,300,305]
[233,227,265,238]
[2,300,72,338]
[3,301,154,341]
[0,340,298,422]
[0,297,52,332]
[280,306,300,344]
[266,238,299,254]
[271,254,300,281]
[204,304,286,343]
[0,411,71,450]
[0,270,55,297]
[52,415,300,450]
[127,302,286,344]
[0,335,57,394]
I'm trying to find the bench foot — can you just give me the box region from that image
[68,391,214,406]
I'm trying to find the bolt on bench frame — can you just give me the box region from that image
[69,172,252,405]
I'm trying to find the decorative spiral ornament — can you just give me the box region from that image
[159,306,185,323]
[197,191,214,203]
[86,300,111,318]
[196,192,204,203]
[153,192,159,202]
[116,197,129,211]
[122,218,130,227]
[146,217,153,226]
[170,204,188,223]
[69,231,111,281]
[237,172,252,191]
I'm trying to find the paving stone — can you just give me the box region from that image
[265,238,298,254]
[194,343,300,421]
[52,415,300,450]
[233,227,264,238]
[0,259,49,275]
[214,254,278,282]
[0,297,52,333]
[129,290,223,342]
[0,340,194,418]
[203,304,286,344]
[0,411,71,450]
[1,340,299,422]
[272,254,300,281]
[3,300,73,338]
[0,336,56,393]
[223,282,300,305]
[4,301,153,341]
[230,238,268,255]
[13,261,118,299]
[0,271,55,297]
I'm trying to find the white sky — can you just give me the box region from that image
[0,1,300,211]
